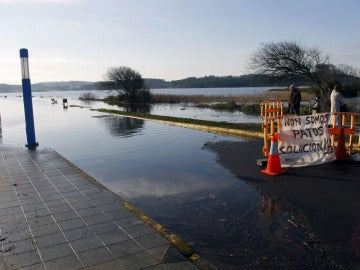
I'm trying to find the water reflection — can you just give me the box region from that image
[259,195,281,216]
[98,115,145,138]
[121,103,151,114]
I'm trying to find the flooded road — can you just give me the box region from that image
[0,93,359,269]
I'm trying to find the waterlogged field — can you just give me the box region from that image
[1,89,357,269]
[0,93,293,269]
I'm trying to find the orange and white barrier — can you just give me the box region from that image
[260,101,360,158]
[329,112,360,155]
[260,101,283,156]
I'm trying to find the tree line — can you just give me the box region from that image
[99,41,360,108]
[144,74,313,89]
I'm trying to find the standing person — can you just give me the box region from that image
[330,83,346,127]
[313,96,321,113]
[288,84,301,115]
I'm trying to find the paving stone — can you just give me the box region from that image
[35,232,67,248]
[62,191,84,199]
[2,238,37,255]
[27,215,55,227]
[136,233,170,250]
[38,243,75,262]
[44,199,68,208]
[57,218,87,231]
[71,201,95,210]
[149,246,187,264]
[22,202,47,212]
[31,223,62,237]
[0,200,20,209]
[56,186,79,193]
[0,148,198,270]
[66,196,89,204]
[114,215,144,229]
[63,226,95,242]
[0,206,23,217]
[77,246,114,267]
[104,208,133,220]
[19,262,46,270]
[86,259,124,270]
[82,213,111,226]
[125,223,156,238]
[89,221,120,235]
[96,202,122,212]
[70,235,104,253]
[4,250,42,269]
[53,210,79,222]
[76,206,103,218]
[97,229,130,245]
[92,198,118,207]
[47,204,73,214]
[0,213,26,224]
[108,239,144,258]
[44,254,83,270]
[24,208,51,219]
[117,251,159,269]
[146,262,200,270]
[1,226,33,244]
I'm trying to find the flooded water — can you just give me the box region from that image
[0,92,311,268]
[150,86,274,96]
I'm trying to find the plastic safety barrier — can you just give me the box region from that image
[329,112,360,155]
[260,101,283,156]
[260,101,360,156]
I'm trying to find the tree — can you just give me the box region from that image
[249,41,343,108]
[99,66,150,103]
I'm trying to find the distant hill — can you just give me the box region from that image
[0,84,22,92]
[0,81,96,93]
[1,73,359,93]
[145,74,312,89]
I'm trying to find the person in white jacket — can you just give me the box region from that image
[330,83,346,127]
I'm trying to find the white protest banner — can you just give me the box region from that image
[279,113,335,167]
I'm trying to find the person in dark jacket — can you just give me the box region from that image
[288,84,301,115]
[313,96,321,113]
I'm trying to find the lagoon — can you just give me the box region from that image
[0,92,263,267]
[0,89,293,268]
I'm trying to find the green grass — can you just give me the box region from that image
[93,108,263,133]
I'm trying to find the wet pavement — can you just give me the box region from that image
[204,140,360,269]
[0,147,200,270]
[1,140,359,270]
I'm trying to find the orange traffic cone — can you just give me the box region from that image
[261,134,285,176]
[335,127,349,160]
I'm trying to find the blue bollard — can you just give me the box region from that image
[20,48,38,149]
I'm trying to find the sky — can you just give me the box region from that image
[1,0,360,84]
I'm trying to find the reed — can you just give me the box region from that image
[150,91,315,104]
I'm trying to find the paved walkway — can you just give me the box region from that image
[0,147,199,270]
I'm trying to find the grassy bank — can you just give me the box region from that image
[101,90,316,115]
[92,108,263,139]
[150,90,315,104]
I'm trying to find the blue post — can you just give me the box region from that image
[20,48,38,148]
